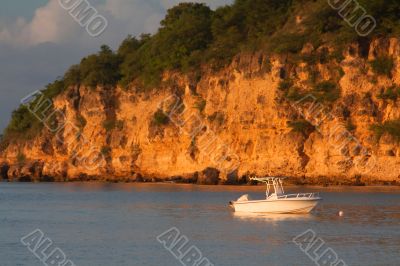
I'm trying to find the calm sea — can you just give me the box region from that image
[0,183,399,266]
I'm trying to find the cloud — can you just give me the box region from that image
[0,1,78,46]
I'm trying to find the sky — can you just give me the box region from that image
[0,0,233,132]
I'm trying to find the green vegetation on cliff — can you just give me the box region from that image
[48,0,400,92]
[370,120,400,141]
[2,80,65,146]
[370,56,395,77]
[280,80,340,103]
[287,119,316,137]
[2,0,400,146]
[153,109,170,126]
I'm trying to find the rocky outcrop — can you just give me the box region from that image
[1,39,400,184]
[197,168,220,185]
[0,163,9,181]
[7,161,44,182]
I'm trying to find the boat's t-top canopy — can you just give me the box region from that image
[250,177,286,183]
[250,176,287,198]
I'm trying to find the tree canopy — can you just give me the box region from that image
[51,0,400,90]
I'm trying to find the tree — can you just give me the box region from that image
[118,35,150,88]
[79,45,121,88]
[156,3,213,70]
[64,65,81,87]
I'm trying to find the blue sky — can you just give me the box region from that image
[0,0,47,20]
[0,0,232,132]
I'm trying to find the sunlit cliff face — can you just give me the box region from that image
[1,38,400,185]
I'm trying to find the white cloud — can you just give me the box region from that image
[0,1,79,46]
[27,1,74,45]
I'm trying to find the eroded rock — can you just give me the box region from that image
[7,161,44,182]
[197,167,220,185]
[0,163,9,180]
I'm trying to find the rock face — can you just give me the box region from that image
[197,168,220,185]
[7,161,44,182]
[1,39,400,184]
[0,163,9,180]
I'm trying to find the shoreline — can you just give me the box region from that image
[1,162,399,187]
[2,180,400,194]
[1,179,400,188]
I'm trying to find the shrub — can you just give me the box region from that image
[283,81,340,103]
[153,109,170,126]
[287,120,315,136]
[300,48,330,65]
[0,141,8,152]
[384,120,400,140]
[270,33,306,54]
[370,56,394,77]
[301,53,319,65]
[102,119,124,132]
[4,105,44,141]
[370,120,400,141]
[278,80,293,91]
[17,152,26,164]
[377,86,400,101]
[103,119,116,132]
[312,81,340,103]
[285,87,304,101]
[101,146,112,156]
[0,134,8,152]
[370,124,384,140]
[318,48,330,64]
[2,79,67,142]
[42,79,65,99]
[6,106,38,134]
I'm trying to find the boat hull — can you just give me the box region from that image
[230,198,320,214]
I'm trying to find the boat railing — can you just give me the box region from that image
[277,192,319,199]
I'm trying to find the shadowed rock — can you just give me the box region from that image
[221,170,240,185]
[132,173,144,182]
[197,167,220,185]
[7,161,44,182]
[0,163,9,180]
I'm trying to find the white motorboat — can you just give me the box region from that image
[229,177,321,214]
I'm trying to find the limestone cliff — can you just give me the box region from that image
[1,38,400,185]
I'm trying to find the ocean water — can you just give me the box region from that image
[0,183,399,266]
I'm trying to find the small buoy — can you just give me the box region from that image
[338,211,344,217]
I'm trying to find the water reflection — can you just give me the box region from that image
[232,211,313,222]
